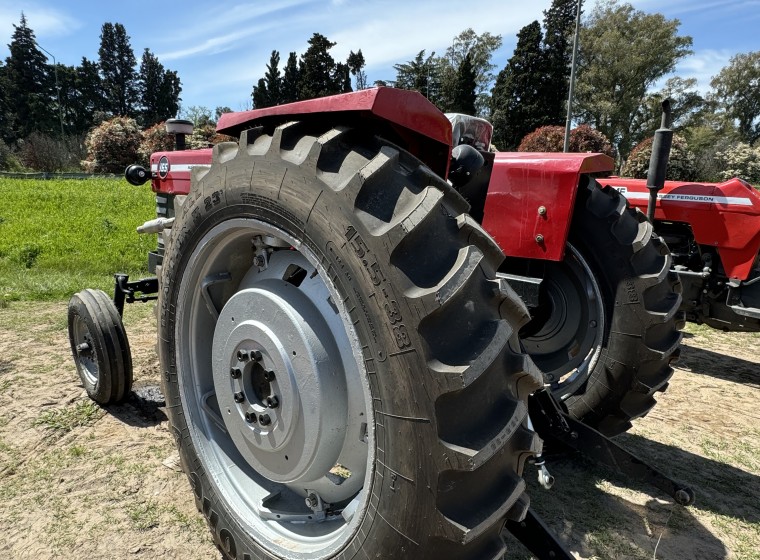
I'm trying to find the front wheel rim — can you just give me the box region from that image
[520,243,605,398]
[175,218,373,557]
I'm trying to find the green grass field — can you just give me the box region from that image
[0,178,155,301]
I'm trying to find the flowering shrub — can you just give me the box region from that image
[82,117,141,174]
[715,142,760,185]
[621,134,697,182]
[138,122,175,165]
[189,123,234,149]
[518,124,615,158]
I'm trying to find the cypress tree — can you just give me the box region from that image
[542,0,578,125]
[98,22,137,116]
[264,50,282,105]
[281,52,300,103]
[490,21,546,150]
[450,52,477,115]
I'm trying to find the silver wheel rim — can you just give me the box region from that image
[72,318,98,385]
[175,218,373,558]
[520,243,605,398]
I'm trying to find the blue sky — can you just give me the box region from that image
[1,0,759,116]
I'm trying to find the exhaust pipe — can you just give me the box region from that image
[645,99,673,222]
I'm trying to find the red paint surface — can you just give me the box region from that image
[602,177,760,280]
[150,148,212,195]
[482,152,615,262]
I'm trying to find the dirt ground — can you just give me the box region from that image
[0,301,757,559]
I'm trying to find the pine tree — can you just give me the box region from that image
[298,33,342,100]
[281,52,299,103]
[98,22,137,117]
[336,62,352,93]
[137,48,182,126]
[450,53,477,115]
[490,21,547,150]
[443,29,502,115]
[541,0,578,125]
[347,50,367,90]
[3,13,54,142]
[264,50,282,105]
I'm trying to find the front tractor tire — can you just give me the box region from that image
[517,178,683,436]
[158,123,542,559]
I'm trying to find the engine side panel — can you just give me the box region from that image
[149,148,213,195]
[482,152,615,261]
[603,177,760,280]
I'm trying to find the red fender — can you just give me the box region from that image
[482,152,615,262]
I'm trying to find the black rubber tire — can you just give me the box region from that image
[524,177,683,436]
[67,288,133,404]
[158,123,543,560]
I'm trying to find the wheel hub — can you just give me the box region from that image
[212,284,348,484]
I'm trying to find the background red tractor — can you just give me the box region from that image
[68,87,686,559]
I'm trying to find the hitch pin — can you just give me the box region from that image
[527,413,555,490]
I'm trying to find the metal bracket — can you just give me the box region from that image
[529,389,696,506]
[113,273,159,316]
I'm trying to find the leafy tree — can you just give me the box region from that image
[449,53,477,115]
[541,0,578,125]
[711,51,760,145]
[3,13,54,142]
[98,22,138,117]
[181,105,214,128]
[73,57,105,131]
[347,50,367,90]
[490,21,546,150]
[215,106,232,120]
[393,50,443,105]
[575,0,692,159]
[137,48,182,126]
[443,28,503,115]
[281,52,300,103]
[298,33,344,100]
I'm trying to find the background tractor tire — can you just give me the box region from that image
[518,177,683,436]
[67,288,133,404]
[158,122,543,560]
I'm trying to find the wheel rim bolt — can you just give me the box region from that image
[230,367,242,379]
[251,350,262,362]
[265,395,279,409]
[263,370,275,382]
[237,349,250,362]
[259,413,271,426]
[245,412,257,423]
[234,392,245,403]
[76,342,91,354]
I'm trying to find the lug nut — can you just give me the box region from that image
[230,367,242,379]
[265,395,279,409]
[244,412,257,423]
[259,413,272,426]
[234,392,245,403]
[237,349,250,362]
[250,350,262,362]
[263,370,275,382]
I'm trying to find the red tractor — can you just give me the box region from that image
[67,88,687,559]
[603,176,760,332]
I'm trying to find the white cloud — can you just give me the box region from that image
[675,48,734,92]
[0,2,82,48]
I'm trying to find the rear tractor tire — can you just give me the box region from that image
[518,178,683,436]
[158,123,543,560]
[67,288,133,404]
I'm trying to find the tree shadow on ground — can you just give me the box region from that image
[677,344,759,387]
[104,384,167,427]
[503,428,760,559]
